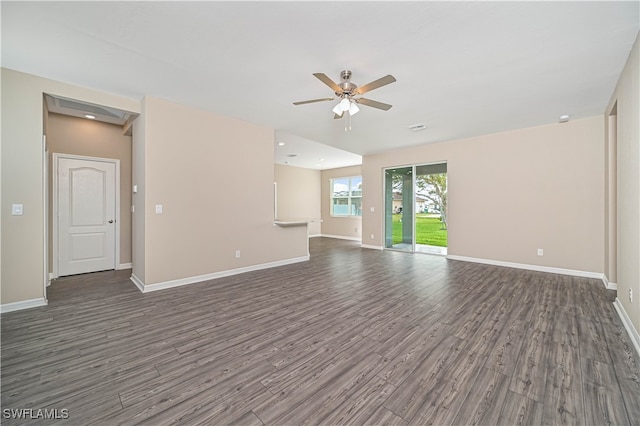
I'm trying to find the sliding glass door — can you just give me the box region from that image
[415,163,448,254]
[384,167,414,251]
[384,163,448,254]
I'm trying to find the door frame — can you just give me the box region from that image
[52,153,120,279]
[383,165,416,252]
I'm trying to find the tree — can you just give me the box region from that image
[416,173,448,230]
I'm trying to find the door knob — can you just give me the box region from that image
[108,220,114,223]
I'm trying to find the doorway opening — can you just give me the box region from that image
[44,94,136,283]
[384,162,447,254]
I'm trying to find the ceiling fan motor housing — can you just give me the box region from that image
[338,70,357,96]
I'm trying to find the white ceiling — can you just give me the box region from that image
[2,2,638,170]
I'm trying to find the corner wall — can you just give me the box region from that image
[132,100,146,284]
[274,164,321,236]
[606,34,640,336]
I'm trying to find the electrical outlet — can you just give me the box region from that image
[537,249,543,256]
[235,250,241,259]
[630,288,633,303]
[155,204,163,214]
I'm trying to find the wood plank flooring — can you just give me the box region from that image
[2,237,639,425]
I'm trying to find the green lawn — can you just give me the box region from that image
[392,214,448,247]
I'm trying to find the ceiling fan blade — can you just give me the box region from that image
[313,73,342,93]
[293,97,334,105]
[355,75,397,95]
[333,113,344,120]
[356,98,393,111]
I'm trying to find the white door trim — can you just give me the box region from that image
[52,153,120,279]
[43,136,50,296]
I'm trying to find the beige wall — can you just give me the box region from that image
[363,116,605,273]
[138,97,308,286]
[274,164,321,236]
[1,68,140,305]
[606,34,640,332]
[46,113,132,269]
[321,165,363,240]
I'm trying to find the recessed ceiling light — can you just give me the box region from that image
[319,158,325,162]
[277,142,286,146]
[408,123,427,132]
[84,114,96,119]
[559,114,571,123]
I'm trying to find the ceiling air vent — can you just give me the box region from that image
[408,123,427,132]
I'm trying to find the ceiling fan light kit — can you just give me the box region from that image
[348,101,359,116]
[294,69,396,130]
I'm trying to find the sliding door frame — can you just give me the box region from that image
[383,161,447,254]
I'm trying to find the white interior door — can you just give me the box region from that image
[57,156,117,276]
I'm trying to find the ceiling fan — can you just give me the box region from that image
[293,70,396,120]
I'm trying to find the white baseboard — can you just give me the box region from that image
[446,254,604,281]
[130,273,145,293]
[0,298,48,314]
[309,234,322,238]
[320,234,362,242]
[132,255,310,293]
[613,298,640,357]
[360,244,383,250]
[602,275,618,290]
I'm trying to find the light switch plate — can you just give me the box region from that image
[155,204,163,214]
[11,204,24,216]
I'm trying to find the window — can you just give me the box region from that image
[331,176,362,216]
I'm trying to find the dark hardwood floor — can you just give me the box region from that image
[2,237,639,425]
